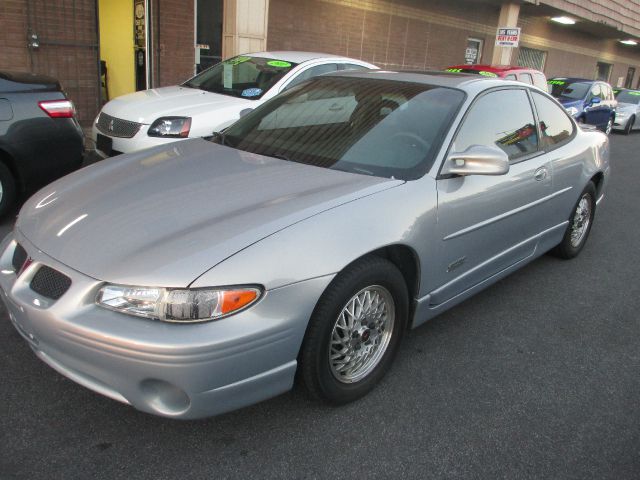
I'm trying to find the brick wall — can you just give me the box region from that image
[267,0,501,70]
[154,0,195,87]
[0,0,30,73]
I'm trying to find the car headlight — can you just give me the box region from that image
[565,107,579,117]
[147,116,192,138]
[616,111,627,118]
[96,284,261,323]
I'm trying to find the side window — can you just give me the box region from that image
[588,84,602,101]
[531,92,574,149]
[603,84,613,100]
[520,73,534,85]
[282,63,338,91]
[338,63,370,72]
[532,73,548,92]
[505,74,517,80]
[452,89,538,161]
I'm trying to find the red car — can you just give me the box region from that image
[445,64,548,91]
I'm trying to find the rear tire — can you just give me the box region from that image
[299,256,408,404]
[624,115,635,135]
[551,182,596,259]
[605,116,613,135]
[0,162,16,217]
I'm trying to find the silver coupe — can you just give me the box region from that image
[0,71,610,419]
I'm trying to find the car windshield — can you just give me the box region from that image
[216,76,465,180]
[549,80,590,100]
[616,90,640,104]
[182,56,298,100]
[445,68,499,78]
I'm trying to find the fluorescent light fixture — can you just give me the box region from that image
[620,39,638,46]
[551,16,576,25]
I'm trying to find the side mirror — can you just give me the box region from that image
[441,145,510,177]
[589,96,601,106]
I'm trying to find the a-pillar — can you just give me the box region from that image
[222,0,269,59]
[491,1,521,65]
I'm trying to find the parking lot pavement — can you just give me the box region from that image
[1,134,639,480]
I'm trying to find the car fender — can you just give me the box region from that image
[190,179,436,297]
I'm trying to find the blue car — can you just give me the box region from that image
[548,77,617,134]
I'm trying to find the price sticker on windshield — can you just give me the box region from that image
[267,60,291,68]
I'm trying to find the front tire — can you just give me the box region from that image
[551,182,596,259]
[624,115,635,135]
[605,116,613,135]
[0,162,16,217]
[299,256,408,404]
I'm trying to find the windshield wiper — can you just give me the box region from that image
[269,152,292,162]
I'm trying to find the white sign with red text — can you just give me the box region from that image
[496,27,521,47]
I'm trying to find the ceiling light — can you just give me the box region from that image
[620,39,638,46]
[551,16,576,25]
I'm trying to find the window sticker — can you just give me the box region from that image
[445,68,463,73]
[224,56,251,66]
[478,71,498,77]
[629,91,640,96]
[223,64,233,89]
[548,80,566,85]
[267,60,292,68]
[241,88,263,97]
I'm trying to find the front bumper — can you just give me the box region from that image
[0,231,331,419]
[91,123,187,157]
[612,116,630,131]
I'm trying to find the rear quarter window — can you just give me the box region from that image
[532,92,574,150]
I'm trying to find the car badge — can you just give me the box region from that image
[18,257,33,277]
[108,119,114,132]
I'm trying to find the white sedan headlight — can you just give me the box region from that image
[616,111,627,118]
[565,107,579,117]
[96,285,261,323]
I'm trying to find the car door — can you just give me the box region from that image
[431,88,553,306]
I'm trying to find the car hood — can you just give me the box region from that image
[17,139,402,287]
[101,86,255,124]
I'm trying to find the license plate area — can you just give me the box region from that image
[96,133,113,156]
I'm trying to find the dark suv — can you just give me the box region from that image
[0,71,84,215]
[548,78,617,134]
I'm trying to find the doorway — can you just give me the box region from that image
[196,0,224,73]
[99,0,151,102]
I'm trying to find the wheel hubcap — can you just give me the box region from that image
[570,194,591,248]
[329,285,395,383]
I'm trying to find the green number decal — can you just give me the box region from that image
[267,60,292,68]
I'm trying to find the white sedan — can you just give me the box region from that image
[91,51,377,156]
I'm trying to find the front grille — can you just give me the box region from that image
[96,112,142,138]
[12,243,27,273]
[30,266,72,300]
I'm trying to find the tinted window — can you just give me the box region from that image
[550,81,590,100]
[532,92,574,149]
[220,77,465,180]
[453,89,538,161]
[520,73,534,85]
[339,63,370,72]
[505,74,517,80]
[284,63,338,90]
[589,84,602,100]
[533,73,548,91]
[616,90,640,104]
[183,55,298,99]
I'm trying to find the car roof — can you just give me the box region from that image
[245,51,372,65]
[323,69,524,92]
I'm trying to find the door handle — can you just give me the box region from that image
[534,167,548,181]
